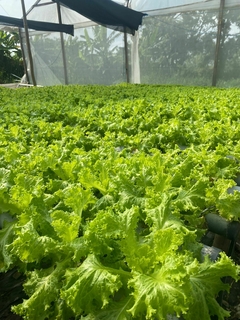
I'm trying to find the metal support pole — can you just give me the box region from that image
[18,28,30,84]
[21,0,37,86]
[124,0,130,83]
[212,0,225,87]
[124,31,130,83]
[56,1,68,85]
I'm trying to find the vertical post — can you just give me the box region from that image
[124,0,130,83]
[131,31,140,83]
[21,0,37,86]
[124,30,130,83]
[56,0,68,85]
[18,28,30,84]
[212,0,225,87]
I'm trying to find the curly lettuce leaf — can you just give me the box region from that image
[186,253,240,320]
[12,260,70,320]
[61,254,125,315]
[51,210,81,242]
[128,255,190,319]
[10,218,59,263]
[80,297,134,320]
[0,221,16,271]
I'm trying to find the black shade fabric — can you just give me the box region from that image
[0,15,74,35]
[53,0,146,35]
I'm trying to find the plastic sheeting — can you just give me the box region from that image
[21,25,126,86]
[132,0,240,12]
[53,0,145,35]
[0,0,36,18]
[1,0,240,87]
[131,0,240,17]
[0,14,74,34]
[132,0,206,12]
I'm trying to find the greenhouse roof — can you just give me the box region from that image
[52,0,145,35]
[0,0,239,31]
[0,0,145,34]
[0,14,74,34]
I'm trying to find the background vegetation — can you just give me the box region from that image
[0,31,24,84]
[1,7,240,86]
[138,8,240,86]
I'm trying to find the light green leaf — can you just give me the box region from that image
[12,261,67,320]
[128,255,190,320]
[0,221,16,271]
[82,296,134,320]
[51,210,81,242]
[146,194,186,232]
[11,219,58,263]
[174,179,208,211]
[62,184,95,219]
[186,253,240,320]
[62,254,123,315]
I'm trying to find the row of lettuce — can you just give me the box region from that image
[0,84,240,320]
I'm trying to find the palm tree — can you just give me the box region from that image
[0,31,23,83]
[66,25,124,84]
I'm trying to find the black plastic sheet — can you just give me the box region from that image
[0,15,74,35]
[53,0,146,35]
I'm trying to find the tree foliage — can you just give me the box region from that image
[0,31,24,84]
[10,7,240,87]
[138,9,240,87]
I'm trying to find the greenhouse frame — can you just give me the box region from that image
[0,0,240,87]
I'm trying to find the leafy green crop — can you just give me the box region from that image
[0,84,240,319]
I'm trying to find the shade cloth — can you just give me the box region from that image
[53,0,146,35]
[0,14,74,35]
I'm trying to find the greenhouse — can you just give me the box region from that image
[0,0,240,87]
[1,1,240,320]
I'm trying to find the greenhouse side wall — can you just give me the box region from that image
[132,1,240,87]
[64,26,126,85]
[216,5,240,87]
[23,25,127,86]
[20,30,64,86]
[20,0,240,87]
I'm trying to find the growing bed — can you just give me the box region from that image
[0,84,240,319]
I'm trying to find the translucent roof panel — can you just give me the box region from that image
[0,0,35,18]
[131,0,240,12]
[1,0,239,22]
[27,1,92,26]
[132,0,205,12]
[0,0,126,19]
